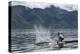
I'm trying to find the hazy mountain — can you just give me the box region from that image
[9,5,78,29]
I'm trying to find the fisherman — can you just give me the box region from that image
[57,32,64,49]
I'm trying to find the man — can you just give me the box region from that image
[57,32,64,49]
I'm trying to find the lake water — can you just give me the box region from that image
[10,29,78,53]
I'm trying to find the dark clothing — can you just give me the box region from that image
[59,37,64,42]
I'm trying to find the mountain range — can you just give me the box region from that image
[9,5,78,29]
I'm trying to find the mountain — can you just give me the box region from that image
[9,5,78,29]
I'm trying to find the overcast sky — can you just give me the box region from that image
[11,1,78,11]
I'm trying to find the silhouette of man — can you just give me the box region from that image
[57,32,64,49]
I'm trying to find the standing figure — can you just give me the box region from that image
[57,32,64,49]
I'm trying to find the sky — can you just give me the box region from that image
[11,1,78,11]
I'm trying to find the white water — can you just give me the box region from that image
[11,28,78,53]
[34,25,52,43]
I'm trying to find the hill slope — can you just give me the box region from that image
[9,5,78,29]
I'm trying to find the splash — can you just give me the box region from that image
[34,25,51,43]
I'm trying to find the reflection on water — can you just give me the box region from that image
[10,29,78,53]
